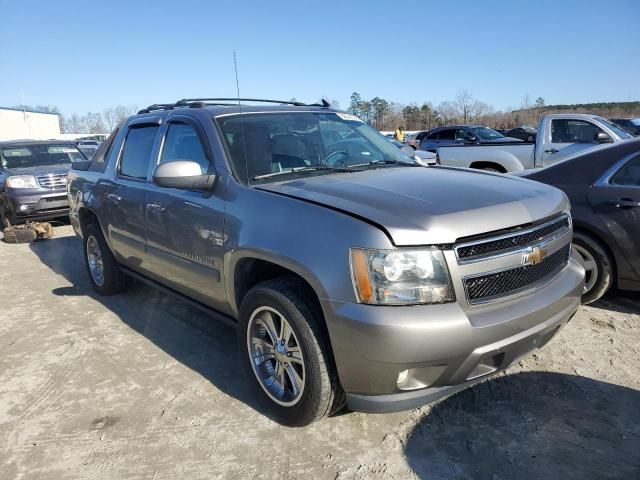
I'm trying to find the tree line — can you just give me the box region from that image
[347,91,640,132]
[11,104,139,134]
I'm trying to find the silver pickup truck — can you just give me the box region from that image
[437,114,633,172]
[68,98,584,426]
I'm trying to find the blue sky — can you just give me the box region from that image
[1,0,638,116]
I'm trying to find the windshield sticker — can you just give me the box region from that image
[335,112,364,122]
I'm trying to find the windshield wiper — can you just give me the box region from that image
[348,159,422,168]
[253,165,361,180]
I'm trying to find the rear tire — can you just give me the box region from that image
[238,277,343,426]
[82,222,130,295]
[572,231,614,304]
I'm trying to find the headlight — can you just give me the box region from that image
[6,175,38,189]
[350,248,454,305]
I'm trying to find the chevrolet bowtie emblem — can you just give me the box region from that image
[523,246,547,265]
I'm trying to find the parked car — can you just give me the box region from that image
[405,130,430,149]
[610,118,640,136]
[0,140,87,226]
[437,114,634,173]
[419,125,521,152]
[519,139,640,303]
[505,126,537,142]
[68,98,584,426]
[389,139,437,165]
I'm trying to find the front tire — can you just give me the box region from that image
[82,222,130,295]
[238,278,343,426]
[572,231,614,304]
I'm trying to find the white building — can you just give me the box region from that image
[0,107,61,141]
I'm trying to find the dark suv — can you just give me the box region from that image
[610,118,640,136]
[419,125,521,152]
[0,140,86,226]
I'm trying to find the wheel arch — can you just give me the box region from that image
[469,161,508,173]
[228,251,329,320]
[572,222,618,283]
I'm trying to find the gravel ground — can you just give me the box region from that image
[0,225,638,480]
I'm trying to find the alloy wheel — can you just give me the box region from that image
[247,306,305,406]
[573,243,598,294]
[86,235,105,287]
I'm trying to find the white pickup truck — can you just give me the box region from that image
[437,114,633,172]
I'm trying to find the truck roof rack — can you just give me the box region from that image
[137,98,330,114]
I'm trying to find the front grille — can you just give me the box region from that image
[457,216,570,260]
[464,243,571,303]
[37,173,68,189]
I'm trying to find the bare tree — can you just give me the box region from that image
[520,94,531,111]
[454,89,475,123]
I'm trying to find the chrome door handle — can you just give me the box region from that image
[146,202,165,213]
[107,193,121,203]
[544,148,559,154]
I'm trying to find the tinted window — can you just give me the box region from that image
[611,155,640,186]
[160,123,209,174]
[551,120,604,143]
[119,126,158,179]
[425,131,438,140]
[438,129,455,140]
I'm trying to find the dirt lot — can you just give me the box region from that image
[1,225,639,480]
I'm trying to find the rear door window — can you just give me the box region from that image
[611,154,640,186]
[118,126,159,180]
[438,129,455,140]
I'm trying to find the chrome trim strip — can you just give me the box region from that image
[454,213,571,264]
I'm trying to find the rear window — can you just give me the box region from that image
[0,144,85,169]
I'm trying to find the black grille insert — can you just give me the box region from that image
[464,244,571,303]
[457,217,570,260]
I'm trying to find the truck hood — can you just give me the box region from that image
[257,167,567,245]
[3,163,71,177]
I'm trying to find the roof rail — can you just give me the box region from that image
[175,98,330,108]
[137,98,331,115]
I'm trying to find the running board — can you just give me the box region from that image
[119,266,238,329]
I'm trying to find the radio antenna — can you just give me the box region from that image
[233,51,241,105]
[234,51,250,181]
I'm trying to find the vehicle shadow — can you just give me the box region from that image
[29,233,267,417]
[404,372,640,480]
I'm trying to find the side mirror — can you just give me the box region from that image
[594,132,613,144]
[152,160,216,191]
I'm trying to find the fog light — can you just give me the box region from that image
[19,205,30,212]
[397,369,409,384]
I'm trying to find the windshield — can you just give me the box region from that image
[216,111,415,184]
[470,126,505,140]
[596,117,632,139]
[0,144,85,169]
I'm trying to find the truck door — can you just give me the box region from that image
[588,152,640,280]
[543,119,608,165]
[107,121,160,275]
[145,117,227,311]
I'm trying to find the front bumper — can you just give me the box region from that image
[6,190,69,222]
[321,252,584,413]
